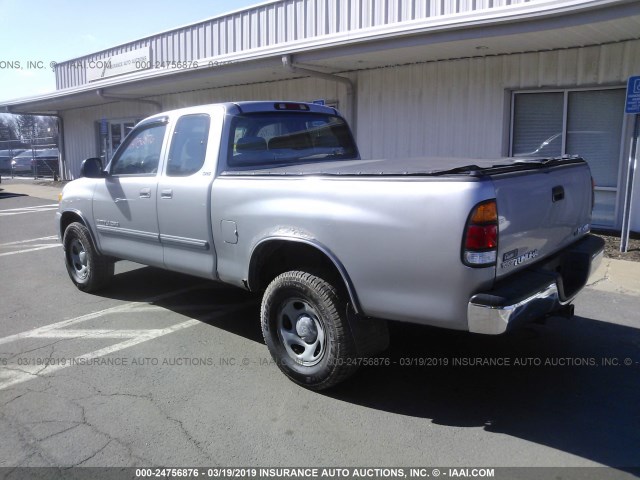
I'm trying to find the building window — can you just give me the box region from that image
[511,88,626,228]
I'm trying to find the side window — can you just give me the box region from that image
[166,114,210,176]
[111,123,166,175]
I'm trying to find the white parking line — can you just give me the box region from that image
[0,245,60,257]
[0,236,58,246]
[0,236,60,257]
[0,320,200,391]
[0,204,58,216]
[0,285,229,391]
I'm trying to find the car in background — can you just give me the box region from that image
[0,149,25,173]
[513,131,606,158]
[10,150,33,173]
[10,148,59,177]
[31,148,60,177]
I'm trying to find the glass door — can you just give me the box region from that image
[107,120,137,162]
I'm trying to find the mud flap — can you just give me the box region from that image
[346,306,390,357]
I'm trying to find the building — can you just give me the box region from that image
[1,0,639,231]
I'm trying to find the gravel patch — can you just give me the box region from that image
[594,231,640,262]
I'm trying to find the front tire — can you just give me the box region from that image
[261,271,358,390]
[63,222,114,292]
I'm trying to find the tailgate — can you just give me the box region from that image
[492,159,593,280]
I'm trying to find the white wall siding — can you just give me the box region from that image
[356,39,640,160]
[61,39,640,174]
[54,0,535,89]
[356,56,506,159]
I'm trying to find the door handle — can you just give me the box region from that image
[161,189,173,199]
[139,188,151,199]
[552,186,564,203]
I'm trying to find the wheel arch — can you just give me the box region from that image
[59,209,101,254]
[248,237,362,314]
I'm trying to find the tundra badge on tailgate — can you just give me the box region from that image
[501,249,539,269]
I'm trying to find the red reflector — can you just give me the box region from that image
[465,224,497,250]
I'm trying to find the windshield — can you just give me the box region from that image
[228,112,358,167]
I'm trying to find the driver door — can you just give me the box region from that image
[92,119,168,267]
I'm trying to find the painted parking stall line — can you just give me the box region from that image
[0,235,59,257]
[0,285,229,391]
[0,320,200,391]
[0,245,60,257]
[0,204,59,216]
[0,235,58,245]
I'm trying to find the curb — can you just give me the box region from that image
[0,180,63,202]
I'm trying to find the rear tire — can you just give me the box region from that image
[63,222,114,292]
[261,270,359,390]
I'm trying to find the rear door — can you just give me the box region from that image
[492,160,593,279]
[92,119,168,267]
[157,111,220,278]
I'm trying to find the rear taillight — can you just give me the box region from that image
[463,200,498,267]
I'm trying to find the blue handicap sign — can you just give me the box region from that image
[312,99,325,106]
[626,76,640,114]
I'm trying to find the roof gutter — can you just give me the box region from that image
[96,88,162,111]
[281,55,357,135]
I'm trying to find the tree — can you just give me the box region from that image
[12,115,59,145]
[39,116,59,143]
[0,113,18,143]
[16,114,38,141]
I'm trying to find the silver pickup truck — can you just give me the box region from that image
[57,101,604,389]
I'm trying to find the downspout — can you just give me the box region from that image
[281,55,357,135]
[96,89,163,111]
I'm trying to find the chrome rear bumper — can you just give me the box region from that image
[468,234,604,335]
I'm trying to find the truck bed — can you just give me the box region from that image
[221,155,584,177]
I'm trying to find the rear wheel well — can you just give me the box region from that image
[249,240,356,309]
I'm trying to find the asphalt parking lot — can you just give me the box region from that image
[0,187,639,477]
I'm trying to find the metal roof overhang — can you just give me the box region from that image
[2,0,639,115]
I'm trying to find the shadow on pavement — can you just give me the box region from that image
[0,191,28,199]
[93,264,263,343]
[328,317,640,473]
[93,265,640,472]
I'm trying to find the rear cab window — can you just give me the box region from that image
[228,111,358,167]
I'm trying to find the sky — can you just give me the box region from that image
[0,0,260,102]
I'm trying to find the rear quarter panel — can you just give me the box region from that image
[211,175,496,330]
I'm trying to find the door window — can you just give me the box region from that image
[166,114,210,176]
[110,123,166,175]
